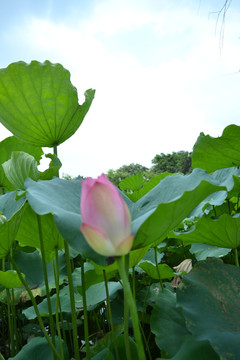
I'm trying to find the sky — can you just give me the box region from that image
[0,0,240,177]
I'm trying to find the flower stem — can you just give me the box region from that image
[116,256,146,360]
[53,251,65,359]
[123,255,132,360]
[154,247,164,291]
[234,248,239,267]
[81,258,90,359]
[64,240,80,360]
[103,269,120,360]
[37,214,56,347]
[8,255,61,360]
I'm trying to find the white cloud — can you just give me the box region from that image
[1,1,240,177]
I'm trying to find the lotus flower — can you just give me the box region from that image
[80,174,134,257]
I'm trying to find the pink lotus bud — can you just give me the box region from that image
[80,174,134,257]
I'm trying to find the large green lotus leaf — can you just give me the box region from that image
[2,151,40,190]
[132,167,240,232]
[9,336,68,360]
[25,177,108,265]
[123,172,175,202]
[228,174,240,198]
[23,281,122,319]
[138,261,175,280]
[0,136,43,192]
[39,153,62,180]
[190,167,240,217]
[0,270,24,288]
[0,202,26,258]
[0,191,26,219]
[0,60,95,147]
[119,173,144,191]
[192,124,240,172]
[161,336,220,360]
[150,288,194,356]
[190,243,231,261]
[13,250,67,291]
[25,172,226,259]
[133,180,226,249]
[88,326,125,359]
[173,213,240,249]
[177,258,240,359]
[0,136,43,165]
[16,204,64,262]
[72,263,117,291]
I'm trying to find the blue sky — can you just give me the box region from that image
[0,0,240,177]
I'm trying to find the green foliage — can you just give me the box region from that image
[107,163,149,187]
[177,258,240,359]
[0,61,239,359]
[0,60,95,147]
[192,124,240,172]
[0,270,24,288]
[151,150,192,174]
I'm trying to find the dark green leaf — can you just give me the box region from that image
[177,258,240,360]
[190,243,231,261]
[16,204,64,261]
[133,178,226,249]
[150,288,190,356]
[14,250,67,291]
[0,202,26,258]
[161,336,220,360]
[173,214,240,249]
[138,262,175,280]
[9,336,68,360]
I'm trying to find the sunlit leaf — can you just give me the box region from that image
[0,136,43,192]
[119,173,144,191]
[0,60,95,147]
[192,124,240,172]
[0,270,24,288]
[2,151,40,190]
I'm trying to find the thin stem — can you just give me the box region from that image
[116,256,146,360]
[64,240,80,360]
[81,258,90,360]
[8,256,61,360]
[11,288,18,353]
[154,247,164,291]
[139,323,152,360]
[53,144,59,177]
[6,289,14,357]
[123,255,132,360]
[37,215,56,346]
[132,266,136,302]
[234,248,239,266]
[103,269,120,360]
[53,251,65,359]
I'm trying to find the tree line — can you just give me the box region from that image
[106,151,192,187]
